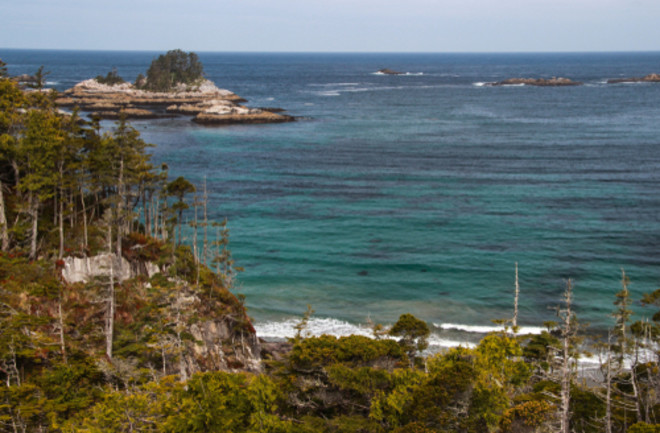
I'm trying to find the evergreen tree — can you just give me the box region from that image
[166,176,195,246]
[143,49,204,92]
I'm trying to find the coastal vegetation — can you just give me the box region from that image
[2,62,660,433]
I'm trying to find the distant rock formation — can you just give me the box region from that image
[607,73,660,84]
[377,68,404,75]
[484,77,583,87]
[56,78,295,125]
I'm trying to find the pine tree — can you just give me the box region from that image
[166,176,195,246]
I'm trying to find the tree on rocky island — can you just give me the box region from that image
[141,49,204,92]
[95,67,125,86]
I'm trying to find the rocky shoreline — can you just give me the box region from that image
[56,78,296,125]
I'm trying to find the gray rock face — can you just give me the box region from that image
[189,318,262,373]
[62,254,160,283]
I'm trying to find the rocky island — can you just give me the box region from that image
[484,77,583,86]
[55,49,295,125]
[56,78,295,124]
[607,73,660,84]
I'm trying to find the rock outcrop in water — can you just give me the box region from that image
[607,73,660,84]
[56,78,295,125]
[377,68,404,75]
[484,77,583,87]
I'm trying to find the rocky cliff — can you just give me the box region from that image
[62,252,262,375]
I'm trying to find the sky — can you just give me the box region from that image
[2,0,660,52]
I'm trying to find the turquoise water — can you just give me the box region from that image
[3,50,660,345]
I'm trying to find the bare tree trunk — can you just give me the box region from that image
[106,225,115,360]
[153,196,159,240]
[143,187,150,237]
[631,338,643,422]
[116,158,124,260]
[560,279,574,433]
[58,291,67,364]
[605,333,612,433]
[0,180,9,251]
[29,192,38,260]
[175,306,187,382]
[203,178,208,266]
[193,193,200,286]
[58,187,64,259]
[513,262,519,330]
[80,186,88,254]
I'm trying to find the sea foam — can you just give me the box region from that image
[255,317,476,350]
[435,322,546,335]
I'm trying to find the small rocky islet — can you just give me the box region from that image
[483,77,583,86]
[55,78,296,125]
[607,73,660,84]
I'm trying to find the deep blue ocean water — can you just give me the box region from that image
[2,49,660,347]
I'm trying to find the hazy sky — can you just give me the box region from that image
[2,0,659,52]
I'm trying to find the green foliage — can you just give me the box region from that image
[94,68,125,85]
[28,65,50,89]
[142,49,204,92]
[499,400,554,432]
[289,335,407,371]
[628,423,660,433]
[388,314,430,364]
[522,330,560,372]
[0,59,7,78]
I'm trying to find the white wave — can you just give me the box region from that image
[473,82,487,87]
[435,323,545,335]
[255,317,476,349]
[501,83,526,87]
[46,81,59,85]
[316,91,340,97]
[255,317,376,340]
[372,71,423,76]
[309,82,360,87]
[427,334,476,349]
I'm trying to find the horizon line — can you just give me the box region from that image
[2,47,660,56]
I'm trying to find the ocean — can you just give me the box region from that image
[2,49,660,348]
